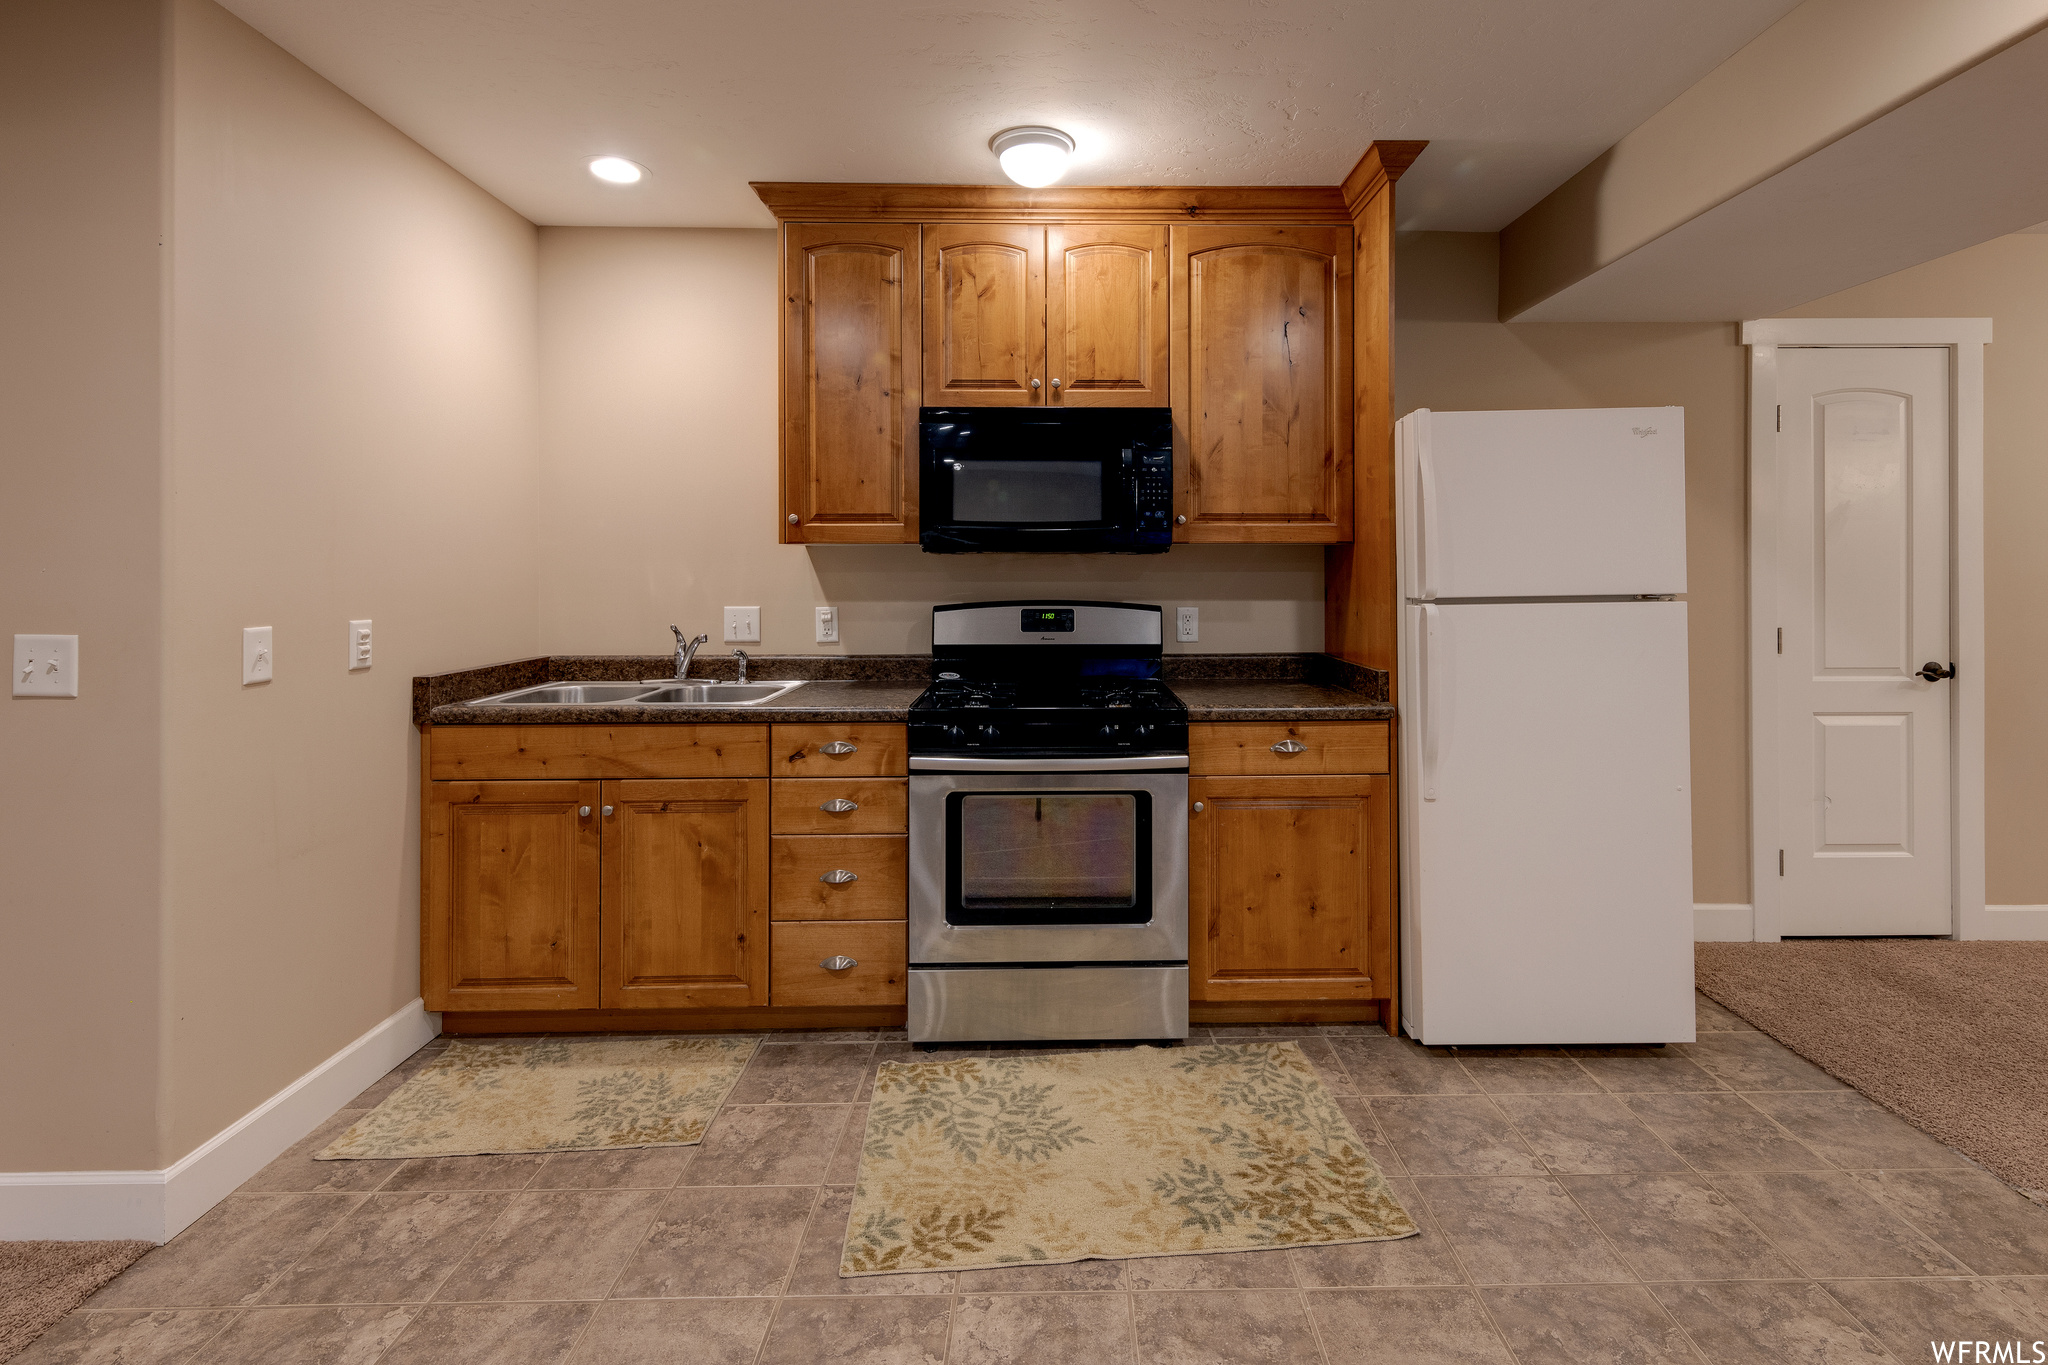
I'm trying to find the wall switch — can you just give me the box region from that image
[348,620,372,670]
[723,606,761,643]
[13,634,79,697]
[1176,607,1199,643]
[815,605,838,644]
[243,626,273,685]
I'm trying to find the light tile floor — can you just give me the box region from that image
[22,997,2048,1364]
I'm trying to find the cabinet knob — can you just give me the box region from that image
[1192,801,1204,813]
[1175,514,1188,525]
[1051,377,1061,387]
[787,513,799,525]
[820,869,859,885]
[601,805,614,816]
[820,740,858,755]
[1271,739,1308,754]
[820,955,858,971]
[1030,377,1041,389]
[820,798,859,813]
[578,806,592,817]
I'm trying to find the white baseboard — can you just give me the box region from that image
[0,997,438,1242]
[1977,905,2048,940]
[1694,903,1756,941]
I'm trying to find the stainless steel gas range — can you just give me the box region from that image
[906,601,1190,1044]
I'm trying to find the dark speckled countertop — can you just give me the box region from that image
[416,653,1390,727]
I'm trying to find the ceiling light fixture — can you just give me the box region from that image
[989,126,1074,188]
[587,156,646,185]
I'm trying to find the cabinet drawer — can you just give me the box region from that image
[1189,722,1388,776]
[431,724,770,780]
[771,921,907,1007]
[772,836,907,921]
[771,778,907,834]
[772,725,907,777]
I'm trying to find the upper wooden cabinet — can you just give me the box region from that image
[780,223,919,544]
[1172,223,1353,543]
[923,224,1043,406]
[1045,225,1169,406]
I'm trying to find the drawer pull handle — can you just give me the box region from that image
[821,798,860,813]
[820,740,859,755]
[820,869,860,885]
[578,806,592,817]
[1271,740,1308,754]
[820,955,859,971]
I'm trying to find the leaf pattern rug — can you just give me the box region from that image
[316,1036,759,1160]
[842,1042,1416,1275]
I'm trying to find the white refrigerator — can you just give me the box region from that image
[1396,407,1695,1046]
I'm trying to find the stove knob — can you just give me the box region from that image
[1131,723,1154,741]
[1098,722,1121,741]
[941,724,966,744]
[976,722,1001,742]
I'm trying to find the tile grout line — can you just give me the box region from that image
[1397,1172,1537,1365]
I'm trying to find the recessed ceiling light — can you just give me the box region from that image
[587,156,646,185]
[989,127,1074,188]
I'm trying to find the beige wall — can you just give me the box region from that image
[1784,233,2048,905]
[535,227,1325,659]
[1396,233,1751,905]
[0,0,167,1173]
[157,0,540,1161]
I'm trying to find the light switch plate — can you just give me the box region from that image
[348,619,372,670]
[1176,607,1199,643]
[13,634,79,697]
[243,626,274,685]
[815,605,838,644]
[723,606,761,643]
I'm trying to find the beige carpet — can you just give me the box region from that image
[0,1240,151,1362]
[842,1042,1416,1276]
[1696,940,2048,1198]
[318,1035,759,1160]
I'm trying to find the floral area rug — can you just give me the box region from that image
[841,1041,1416,1275]
[316,1036,759,1160]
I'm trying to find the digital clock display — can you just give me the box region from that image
[1021,608,1076,633]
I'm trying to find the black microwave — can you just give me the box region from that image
[919,407,1174,554]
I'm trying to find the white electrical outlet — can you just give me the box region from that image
[1176,607,1199,643]
[723,606,761,643]
[13,634,79,697]
[815,605,838,644]
[348,620,372,670]
[243,626,274,684]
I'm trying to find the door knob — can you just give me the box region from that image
[1030,378,1041,389]
[1051,377,1061,387]
[1271,739,1307,754]
[820,869,859,885]
[787,513,799,525]
[820,955,858,971]
[820,740,858,755]
[1916,661,1956,681]
[821,798,859,813]
[1174,514,1188,525]
[601,805,613,816]
[1192,801,1204,813]
[578,806,591,817]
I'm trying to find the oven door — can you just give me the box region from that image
[909,769,1189,965]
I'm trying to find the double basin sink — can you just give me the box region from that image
[467,680,807,708]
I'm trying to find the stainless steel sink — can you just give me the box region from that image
[467,683,664,706]
[635,681,805,705]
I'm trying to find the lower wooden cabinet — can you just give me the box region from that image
[770,921,908,1007]
[1188,775,1392,1003]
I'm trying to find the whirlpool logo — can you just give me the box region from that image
[1931,1341,2048,1362]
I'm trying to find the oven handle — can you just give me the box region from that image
[910,755,1189,773]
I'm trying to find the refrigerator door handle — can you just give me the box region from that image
[1416,419,1440,600]
[1419,604,1440,800]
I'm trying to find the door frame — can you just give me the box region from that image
[1741,318,1993,941]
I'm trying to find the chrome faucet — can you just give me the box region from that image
[731,649,749,684]
[670,626,709,680]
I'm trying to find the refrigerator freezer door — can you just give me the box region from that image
[1399,600,1694,1045]
[1401,407,1687,600]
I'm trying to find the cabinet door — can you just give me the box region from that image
[1046,225,1168,407]
[424,781,600,1012]
[1189,775,1390,1002]
[781,223,918,544]
[923,224,1044,406]
[1171,224,1353,542]
[600,779,770,1009]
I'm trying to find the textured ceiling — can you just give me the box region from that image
[216,0,1804,231]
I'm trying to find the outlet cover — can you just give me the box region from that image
[815,605,838,644]
[13,634,79,697]
[348,619,372,670]
[1176,607,1199,643]
[243,626,274,684]
[723,606,761,643]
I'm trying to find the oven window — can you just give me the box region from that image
[952,460,1102,524]
[947,791,1150,925]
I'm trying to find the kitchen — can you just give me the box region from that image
[10,0,2048,1360]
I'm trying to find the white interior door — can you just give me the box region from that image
[1774,347,1951,935]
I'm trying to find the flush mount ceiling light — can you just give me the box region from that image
[587,155,647,185]
[989,126,1075,188]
